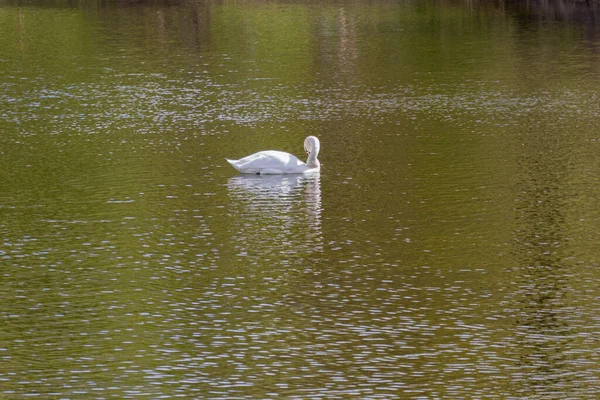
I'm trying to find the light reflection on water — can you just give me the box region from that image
[226,173,323,260]
[1,0,600,398]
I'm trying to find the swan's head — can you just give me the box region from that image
[304,136,320,169]
[304,136,320,157]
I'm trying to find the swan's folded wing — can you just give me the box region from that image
[227,150,306,174]
[245,151,299,169]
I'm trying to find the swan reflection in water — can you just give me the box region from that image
[226,174,322,262]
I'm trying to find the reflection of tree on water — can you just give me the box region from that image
[508,123,576,396]
[226,174,322,267]
[511,207,571,395]
[16,7,24,51]
[503,0,600,32]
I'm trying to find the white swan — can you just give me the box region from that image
[226,136,320,175]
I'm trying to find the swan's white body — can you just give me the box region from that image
[227,136,320,175]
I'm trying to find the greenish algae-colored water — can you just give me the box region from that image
[1,0,600,398]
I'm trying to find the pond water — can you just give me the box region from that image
[1,0,600,398]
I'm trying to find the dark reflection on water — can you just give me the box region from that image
[2,0,600,398]
[504,0,600,30]
[498,118,596,398]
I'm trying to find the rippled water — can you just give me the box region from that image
[2,0,600,398]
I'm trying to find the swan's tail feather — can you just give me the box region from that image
[226,158,241,171]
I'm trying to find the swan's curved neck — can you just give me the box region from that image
[306,143,320,169]
[307,158,320,169]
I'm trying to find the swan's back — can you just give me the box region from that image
[227,150,307,174]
